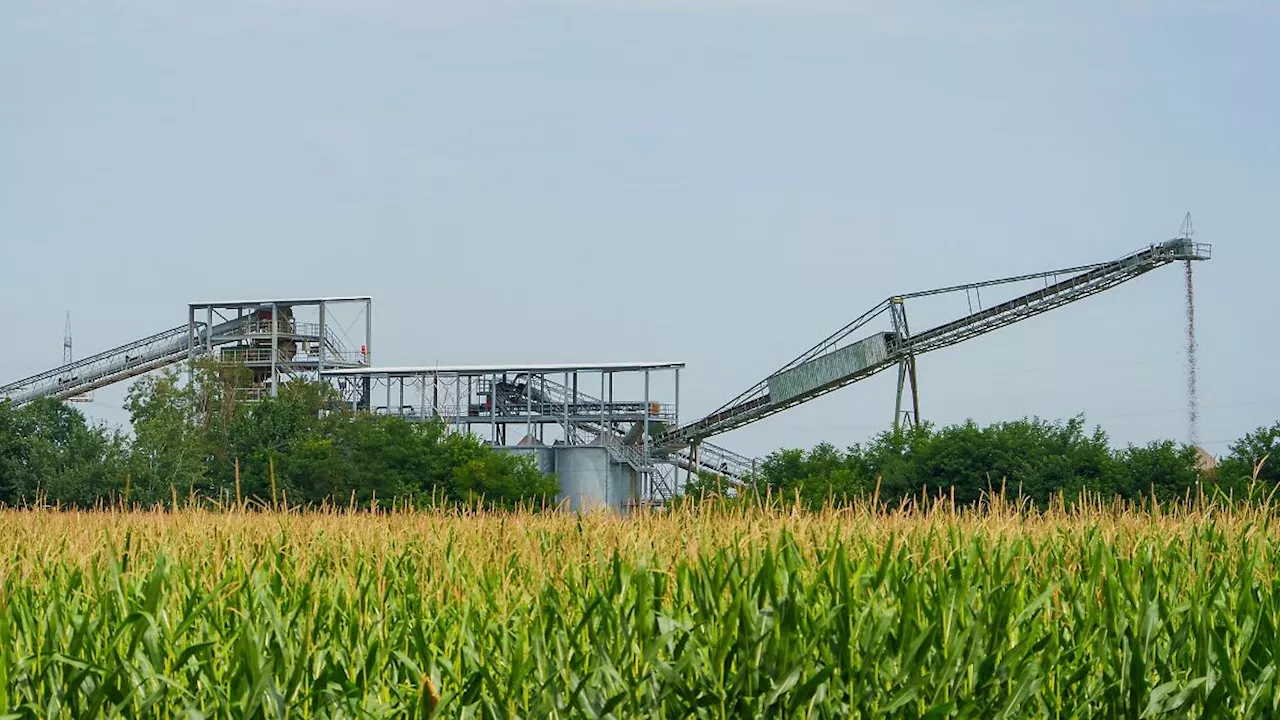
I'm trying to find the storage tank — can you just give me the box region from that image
[609,459,639,512]
[497,442,640,512]
[553,446,613,511]
[506,435,554,476]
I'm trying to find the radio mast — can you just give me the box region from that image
[63,313,93,404]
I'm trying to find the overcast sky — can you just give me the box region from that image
[1,0,1275,459]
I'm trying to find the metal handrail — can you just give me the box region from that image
[509,376,674,420]
[224,320,350,347]
[597,432,651,471]
[219,347,366,366]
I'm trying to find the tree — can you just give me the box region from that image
[1107,441,1202,503]
[6,364,561,510]
[125,368,220,504]
[743,415,1212,509]
[225,379,340,503]
[0,398,125,506]
[1215,422,1280,496]
[0,401,28,502]
[854,417,1114,508]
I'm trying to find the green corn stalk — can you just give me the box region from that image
[0,500,1277,716]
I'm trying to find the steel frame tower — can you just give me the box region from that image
[187,297,372,401]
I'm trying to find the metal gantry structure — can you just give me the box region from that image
[0,224,1212,508]
[187,298,372,401]
[320,362,745,503]
[1,297,372,407]
[317,360,763,505]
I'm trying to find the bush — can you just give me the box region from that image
[1215,422,1280,494]
[750,416,1203,508]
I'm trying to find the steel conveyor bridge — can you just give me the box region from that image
[0,318,252,407]
[659,237,1212,450]
[1,297,372,408]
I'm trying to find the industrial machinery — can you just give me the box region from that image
[658,236,1211,454]
[0,223,1212,507]
[322,362,701,507]
[1,297,372,406]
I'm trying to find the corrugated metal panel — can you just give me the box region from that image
[767,333,892,404]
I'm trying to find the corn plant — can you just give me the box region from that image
[0,498,1279,717]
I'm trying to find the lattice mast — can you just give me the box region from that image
[62,313,93,403]
[1179,212,1200,447]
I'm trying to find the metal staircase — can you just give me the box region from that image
[509,374,757,502]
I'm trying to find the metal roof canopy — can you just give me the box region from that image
[323,361,684,377]
[188,296,373,308]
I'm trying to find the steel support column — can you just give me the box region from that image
[894,361,908,430]
[270,302,279,398]
[643,369,651,501]
[890,298,919,430]
[364,299,372,367]
[908,354,921,426]
[317,301,326,378]
[187,307,196,385]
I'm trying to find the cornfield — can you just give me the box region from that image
[3,498,1280,717]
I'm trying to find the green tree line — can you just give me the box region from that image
[2,361,1277,510]
[690,417,1280,509]
[0,361,557,509]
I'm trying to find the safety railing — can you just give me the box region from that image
[218,347,366,367]
[219,322,354,358]
[219,348,276,364]
[598,432,652,472]
[682,442,758,481]
[234,386,271,402]
[230,320,325,338]
[466,399,673,423]
[508,377,676,422]
[1164,240,1212,261]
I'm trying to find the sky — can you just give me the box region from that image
[1,0,1276,460]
